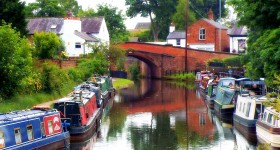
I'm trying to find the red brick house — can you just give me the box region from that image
[187,9,229,52]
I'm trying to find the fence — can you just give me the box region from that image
[110,70,127,79]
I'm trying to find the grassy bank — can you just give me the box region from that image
[113,78,134,90]
[0,78,133,113]
[163,72,195,82]
[0,81,77,113]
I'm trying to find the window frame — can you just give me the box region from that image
[41,122,45,137]
[0,131,5,148]
[75,42,82,49]
[176,39,181,46]
[14,128,22,144]
[199,28,206,40]
[26,124,34,141]
[48,120,54,135]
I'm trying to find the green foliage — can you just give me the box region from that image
[246,29,280,85]
[41,62,70,94]
[0,0,27,36]
[25,0,81,17]
[113,78,134,90]
[125,0,178,41]
[172,0,196,30]
[0,24,34,98]
[130,29,153,42]
[129,63,140,80]
[257,143,270,150]
[172,0,227,30]
[78,5,129,43]
[227,0,280,32]
[33,31,65,59]
[223,56,243,68]
[164,72,195,82]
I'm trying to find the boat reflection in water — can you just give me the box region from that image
[233,128,257,150]
[69,79,273,149]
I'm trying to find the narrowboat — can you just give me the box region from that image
[233,79,266,142]
[0,106,70,150]
[256,106,280,148]
[205,81,218,110]
[88,76,111,108]
[75,82,103,108]
[213,77,237,122]
[53,88,102,142]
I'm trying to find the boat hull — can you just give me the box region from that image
[206,95,215,109]
[256,120,280,148]
[233,114,258,143]
[214,102,234,122]
[69,109,102,142]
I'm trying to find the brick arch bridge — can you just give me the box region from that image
[119,42,236,78]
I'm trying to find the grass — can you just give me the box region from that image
[0,81,77,113]
[163,72,195,81]
[113,78,134,90]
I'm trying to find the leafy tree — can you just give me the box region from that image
[0,24,34,98]
[0,0,27,36]
[228,0,280,85]
[172,0,227,30]
[78,5,129,43]
[172,0,196,30]
[33,31,65,59]
[25,0,81,17]
[77,8,96,17]
[125,0,178,41]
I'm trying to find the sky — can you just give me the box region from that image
[22,0,150,29]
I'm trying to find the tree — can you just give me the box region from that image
[0,0,27,36]
[172,0,196,30]
[78,5,129,43]
[33,31,65,59]
[228,0,280,85]
[172,0,227,30]
[25,0,81,17]
[0,24,34,98]
[125,0,178,41]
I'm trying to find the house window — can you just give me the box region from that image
[199,28,206,40]
[41,122,45,137]
[75,42,82,48]
[48,121,54,135]
[14,128,22,144]
[27,125,33,141]
[238,39,246,53]
[176,39,181,45]
[0,131,5,148]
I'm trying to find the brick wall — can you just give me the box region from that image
[187,19,229,52]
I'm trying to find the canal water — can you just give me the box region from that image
[71,79,259,150]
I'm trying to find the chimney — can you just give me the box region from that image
[208,8,214,20]
[169,22,175,33]
[66,10,73,19]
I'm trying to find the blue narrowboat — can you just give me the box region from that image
[0,106,70,150]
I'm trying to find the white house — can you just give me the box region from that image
[27,16,110,57]
[228,23,248,54]
[166,24,186,47]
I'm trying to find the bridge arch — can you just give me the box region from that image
[127,49,163,78]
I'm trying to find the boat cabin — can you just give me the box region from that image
[0,107,69,149]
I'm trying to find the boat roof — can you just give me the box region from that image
[0,109,57,123]
[56,89,95,104]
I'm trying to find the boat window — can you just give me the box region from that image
[263,112,267,121]
[26,125,33,141]
[40,122,45,136]
[0,131,5,148]
[14,128,22,144]
[239,102,242,112]
[255,104,262,119]
[268,113,273,124]
[242,103,246,114]
[48,121,54,135]
[246,102,251,117]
